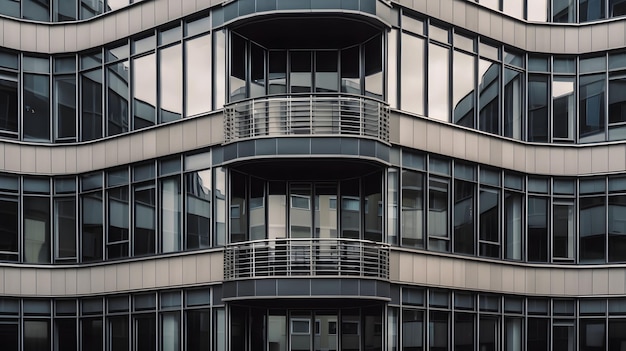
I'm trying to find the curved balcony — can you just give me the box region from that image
[224,94,390,144]
[223,238,390,280]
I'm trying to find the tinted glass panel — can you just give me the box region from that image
[24,74,50,141]
[133,54,156,129]
[580,74,606,143]
[185,34,212,116]
[453,51,475,128]
[528,75,549,142]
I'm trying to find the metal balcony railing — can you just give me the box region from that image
[223,94,390,143]
[223,238,390,280]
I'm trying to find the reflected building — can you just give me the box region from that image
[2,0,626,350]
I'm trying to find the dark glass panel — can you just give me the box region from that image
[24,320,50,351]
[250,43,265,97]
[610,0,626,16]
[23,0,50,21]
[230,34,246,101]
[186,170,211,249]
[428,178,449,252]
[107,187,129,259]
[528,197,548,262]
[478,60,500,134]
[402,309,423,351]
[553,0,576,22]
[24,197,51,263]
[54,76,76,140]
[553,202,574,260]
[291,51,312,93]
[82,192,103,262]
[609,319,626,351]
[134,183,156,256]
[364,36,383,99]
[580,196,606,263]
[0,198,18,257]
[81,0,104,19]
[527,318,549,351]
[528,75,549,142]
[269,51,287,94]
[341,179,360,239]
[316,51,338,93]
[479,188,499,258]
[0,0,20,17]
[109,316,128,351]
[161,177,181,252]
[453,51,475,128]
[479,317,498,351]
[401,170,424,248]
[363,172,382,242]
[81,318,103,350]
[609,195,626,262]
[55,198,76,260]
[23,74,50,141]
[56,319,77,351]
[0,74,18,135]
[107,61,129,136]
[580,319,605,351]
[553,324,575,351]
[609,76,626,124]
[230,172,248,242]
[579,0,605,21]
[454,313,474,351]
[580,74,606,143]
[53,0,77,21]
[454,180,474,255]
[429,311,449,351]
[81,69,103,141]
[249,177,266,240]
[341,46,360,94]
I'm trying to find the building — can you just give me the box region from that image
[1,0,626,350]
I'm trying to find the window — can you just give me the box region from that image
[453,180,474,255]
[400,33,425,115]
[428,44,450,122]
[428,178,449,252]
[0,72,18,136]
[528,197,548,262]
[478,59,500,135]
[580,74,606,143]
[132,53,156,129]
[553,201,575,260]
[553,77,575,141]
[185,170,211,249]
[528,75,549,142]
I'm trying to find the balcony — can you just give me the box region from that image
[223,238,390,280]
[223,94,390,144]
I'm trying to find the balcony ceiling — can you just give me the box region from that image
[232,15,382,49]
[231,158,383,180]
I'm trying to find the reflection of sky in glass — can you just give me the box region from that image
[527,0,549,21]
[160,45,182,115]
[133,54,156,106]
[428,44,449,122]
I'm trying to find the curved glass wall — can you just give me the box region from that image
[475,0,626,23]
[0,145,625,265]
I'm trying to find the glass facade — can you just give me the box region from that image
[3,1,626,350]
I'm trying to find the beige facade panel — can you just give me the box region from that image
[391,112,626,176]
[0,251,223,297]
[0,112,222,175]
[391,250,626,297]
[0,0,625,54]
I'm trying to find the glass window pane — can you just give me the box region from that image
[528,75,549,142]
[231,172,248,242]
[429,311,449,350]
[133,54,156,129]
[107,61,129,136]
[162,313,180,351]
[162,177,181,253]
[0,0,20,17]
[24,320,50,351]
[0,198,18,259]
[134,183,156,255]
[24,74,50,141]
[81,0,104,19]
[291,51,312,94]
[24,197,51,263]
[580,197,606,263]
[364,36,383,99]
[82,192,103,261]
[214,30,227,108]
[402,170,424,248]
[109,316,129,351]
[316,51,338,93]
[480,188,499,258]
[55,76,77,140]
[453,51,475,128]
[160,44,183,122]
[230,34,247,101]
[54,0,77,21]
[81,69,103,141]
[341,46,360,94]
[401,34,425,115]
[23,0,50,21]
[554,179,576,194]
[428,178,449,252]
[341,180,360,239]
[185,34,212,116]
[55,319,77,351]
[187,310,210,350]
[503,0,524,18]
[609,195,626,262]
[580,0,605,21]
[454,313,474,350]
[428,44,450,122]
[454,180,474,255]
[55,198,76,260]
[527,0,549,20]
[580,319,605,350]
[553,77,575,140]
[609,75,626,125]
[553,0,576,22]
[107,187,129,259]
[186,170,211,249]
[528,197,548,262]
[528,318,549,351]
[553,202,574,260]
[250,43,265,97]
[402,309,423,350]
[269,51,287,94]
[580,74,606,142]
[0,73,18,135]
[214,167,227,246]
